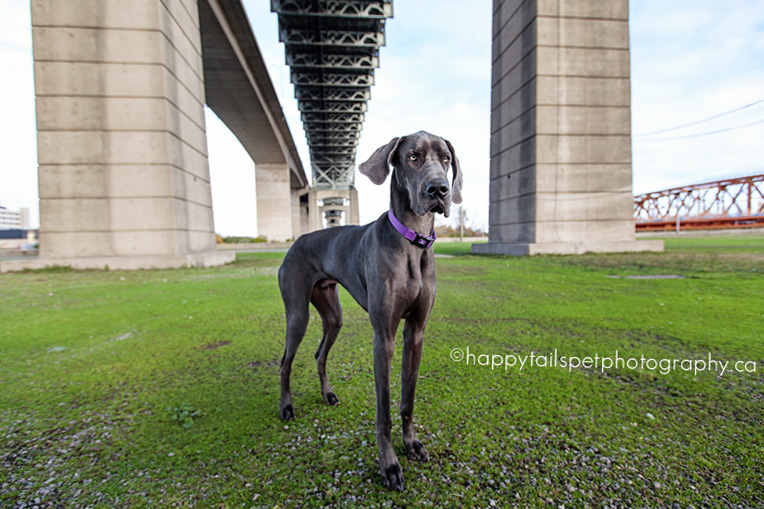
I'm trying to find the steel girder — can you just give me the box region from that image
[634,174,764,231]
[298,101,367,113]
[279,28,384,47]
[311,146,357,156]
[272,0,392,190]
[272,0,392,18]
[286,52,379,70]
[295,87,370,101]
[306,132,359,144]
[301,112,365,124]
[291,71,374,87]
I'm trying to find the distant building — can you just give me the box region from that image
[0,229,37,250]
[0,206,30,230]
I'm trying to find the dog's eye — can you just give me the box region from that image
[443,155,451,163]
[408,154,418,162]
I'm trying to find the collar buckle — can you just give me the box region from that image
[412,232,435,249]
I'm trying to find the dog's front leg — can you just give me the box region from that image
[372,325,404,491]
[400,317,429,461]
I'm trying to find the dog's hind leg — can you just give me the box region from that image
[279,275,311,421]
[311,280,343,406]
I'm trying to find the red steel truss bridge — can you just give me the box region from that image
[634,174,764,231]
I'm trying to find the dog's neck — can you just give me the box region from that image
[389,176,435,237]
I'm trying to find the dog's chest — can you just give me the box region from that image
[400,251,435,302]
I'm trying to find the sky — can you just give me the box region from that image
[1,0,763,235]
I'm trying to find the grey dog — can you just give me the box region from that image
[277,131,463,491]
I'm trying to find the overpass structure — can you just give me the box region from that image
[199,0,309,241]
[7,0,316,271]
[3,0,664,273]
[271,0,392,227]
[1,0,393,273]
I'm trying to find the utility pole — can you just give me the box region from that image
[459,205,465,242]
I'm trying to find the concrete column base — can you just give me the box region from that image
[307,188,359,232]
[0,252,235,273]
[471,240,664,256]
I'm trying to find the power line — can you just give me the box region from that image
[635,97,764,137]
[635,117,764,141]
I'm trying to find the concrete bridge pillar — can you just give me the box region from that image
[255,163,295,242]
[473,0,662,255]
[292,189,310,240]
[347,189,360,225]
[30,0,233,269]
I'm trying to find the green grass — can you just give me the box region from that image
[1,238,762,507]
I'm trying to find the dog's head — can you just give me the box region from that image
[359,131,463,217]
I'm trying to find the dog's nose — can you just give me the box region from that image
[425,178,450,198]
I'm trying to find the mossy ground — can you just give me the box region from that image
[1,235,762,507]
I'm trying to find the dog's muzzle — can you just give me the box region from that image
[425,178,450,200]
[424,178,450,215]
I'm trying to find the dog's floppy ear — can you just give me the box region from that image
[444,139,463,204]
[358,137,402,185]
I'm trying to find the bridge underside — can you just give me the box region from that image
[200,0,307,189]
[200,0,310,242]
[272,0,392,227]
[6,0,669,273]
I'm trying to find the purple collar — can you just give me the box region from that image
[388,209,437,249]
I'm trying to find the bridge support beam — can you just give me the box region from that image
[306,189,360,232]
[25,0,234,270]
[255,163,297,242]
[292,189,310,240]
[473,0,662,255]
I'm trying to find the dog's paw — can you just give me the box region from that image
[405,440,429,461]
[382,462,404,491]
[280,404,295,421]
[324,391,339,406]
